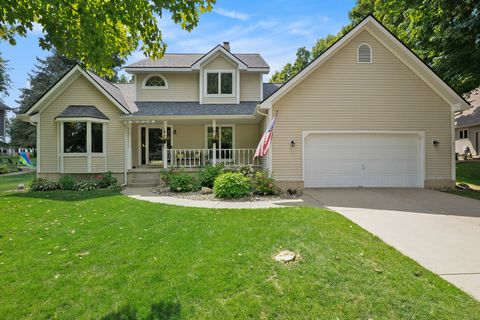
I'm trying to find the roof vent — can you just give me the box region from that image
[223,42,230,52]
[357,43,372,63]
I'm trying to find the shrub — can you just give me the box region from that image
[59,175,77,190]
[198,164,224,188]
[0,164,8,174]
[97,171,117,189]
[251,171,279,196]
[238,165,255,179]
[168,172,200,192]
[75,179,99,191]
[29,178,60,191]
[213,172,251,199]
[161,170,173,185]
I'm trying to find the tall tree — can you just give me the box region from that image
[9,52,76,147]
[0,52,10,99]
[271,47,312,83]
[0,0,216,76]
[271,0,480,94]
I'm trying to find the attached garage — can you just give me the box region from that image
[303,132,424,188]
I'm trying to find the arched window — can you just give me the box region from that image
[143,75,168,88]
[357,43,372,63]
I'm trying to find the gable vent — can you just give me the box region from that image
[357,43,372,63]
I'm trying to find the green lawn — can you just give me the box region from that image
[456,162,480,187]
[0,171,35,192]
[1,189,479,319]
[449,162,480,200]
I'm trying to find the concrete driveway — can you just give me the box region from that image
[302,188,480,300]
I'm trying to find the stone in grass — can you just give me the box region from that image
[17,184,25,190]
[274,250,297,263]
[201,187,213,194]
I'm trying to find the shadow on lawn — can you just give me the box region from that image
[6,190,121,202]
[101,301,181,320]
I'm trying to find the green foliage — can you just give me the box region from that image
[96,171,118,189]
[0,156,19,174]
[271,47,312,83]
[213,172,251,199]
[198,164,224,188]
[0,0,216,76]
[0,164,8,174]
[58,175,76,191]
[251,171,279,196]
[238,165,255,179]
[29,177,60,191]
[75,179,99,191]
[271,1,480,94]
[168,172,200,192]
[0,52,11,98]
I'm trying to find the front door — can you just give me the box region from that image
[207,126,233,161]
[140,127,172,166]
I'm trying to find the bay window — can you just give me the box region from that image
[62,121,105,154]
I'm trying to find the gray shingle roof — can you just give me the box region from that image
[130,101,258,117]
[126,53,269,69]
[0,101,12,111]
[456,88,480,127]
[56,105,109,120]
[263,83,283,100]
[85,71,135,113]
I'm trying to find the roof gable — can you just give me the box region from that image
[25,65,132,116]
[191,45,248,70]
[260,15,470,112]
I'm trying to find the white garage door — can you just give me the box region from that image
[304,133,423,188]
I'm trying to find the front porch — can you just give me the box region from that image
[124,118,265,185]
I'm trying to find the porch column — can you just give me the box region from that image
[127,122,132,170]
[212,119,217,165]
[163,120,168,169]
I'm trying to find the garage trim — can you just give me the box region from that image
[301,130,426,188]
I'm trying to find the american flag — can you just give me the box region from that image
[254,115,276,159]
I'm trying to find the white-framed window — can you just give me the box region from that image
[142,75,168,89]
[357,43,372,63]
[460,129,468,139]
[60,120,106,154]
[204,70,234,96]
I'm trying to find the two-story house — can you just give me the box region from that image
[20,16,469,189]
[0,102,11,141]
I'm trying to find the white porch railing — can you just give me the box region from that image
[168,148,260,168]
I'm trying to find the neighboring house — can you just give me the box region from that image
[0,102,12,141]
[20,16,469,189]
[455,88,480,156]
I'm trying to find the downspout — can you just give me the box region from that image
[256,104,268,118]
[122,121,128,187]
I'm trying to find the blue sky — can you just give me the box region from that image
[0,0,355,110]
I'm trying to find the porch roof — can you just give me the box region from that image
[128,101,258,117]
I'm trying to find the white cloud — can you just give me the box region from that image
[213,8,250,21]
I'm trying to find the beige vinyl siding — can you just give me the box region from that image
[91,156,106,173]
[63,156,87,173]
[203,55,236,69]
[39,76,125,174]
[271,30,453,183]
[240,72,261,101]
[203,55,237,104]
[173,125,205,149]
[235,124,260,148]
[136,72,198,102]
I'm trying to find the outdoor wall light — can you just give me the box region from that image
[290,140,295,148]
[433,140,440,146]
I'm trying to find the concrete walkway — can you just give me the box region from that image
[122,187,305,209]
[303,188,480,300]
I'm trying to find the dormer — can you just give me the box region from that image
[124,43,269,105]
